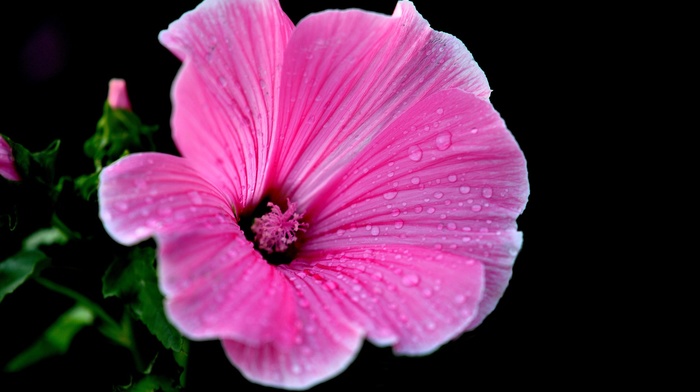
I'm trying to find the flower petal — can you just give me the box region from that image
[98,152,232,246]
[287,245,484,355]
[160,222,299,347]
[304,88,528,328]
[269,1,490,203]
[158,0,294,215]
[0,136,20,181]
[221,277,363,390]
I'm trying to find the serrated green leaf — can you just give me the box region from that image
[0,250,47,302]
[4,304,94,372]
[4,137,60,187]
[85,102,157,170]
[102,247,184,352]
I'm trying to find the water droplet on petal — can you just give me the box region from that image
[408,145,423,161]
[436,108,444,115]
[324,281,337,290]
[383,191,398,200]
[188,191,203,205]
[401,274,420,287]
[447,174,457,182]
[371,226,380,236]
[394,220,404,229]
[482,187,493,198]
[411,176,420,185]
[435,131,452,150]
[433,191,444,199]
[471,204,482,212]
[459,185,471,194]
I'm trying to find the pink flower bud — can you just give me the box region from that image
[0,136,20,181]
[107,78,132,110]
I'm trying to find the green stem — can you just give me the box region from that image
[34,276,147,371]
[34,276,119,329]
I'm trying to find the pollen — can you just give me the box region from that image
[251,199,308,253]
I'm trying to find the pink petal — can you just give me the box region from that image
[268,1,490,203]
[107,78,132,110]
[287,245,485,355]
[158,0,294,215]
[98,152,232,246]
[160,222,300,347]
[304,88,528,329]
[221,281,363,390]
[0,136,20,182]
[219,243,483,390]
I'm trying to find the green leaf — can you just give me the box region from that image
[115,374,180,392]
[4,304,94,372]
[0,250,47,302]
[85,101,157,171]
[22,226,69,250]
[4,136,60,188]
[74,171,100,201]
[103,247,184,352]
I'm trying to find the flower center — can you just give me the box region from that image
[245,199,307,265]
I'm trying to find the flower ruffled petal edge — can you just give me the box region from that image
[269,0,490,203]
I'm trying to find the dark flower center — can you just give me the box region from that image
[240,198,307,265]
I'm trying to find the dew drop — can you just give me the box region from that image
[436,108,444,115]
[447,174,457,182]
[188,191,203,205]
[433,191,444,199]
[435,131,452,150]
[394,220,404,229]
[426,207,436,214]
[324,281,337,290]
[411,176,420,185]
[401,274,420,287]
[391,208,401,217]
[482,187,493,198]
[471,204,482,212]
[336,229,346,236]
[414,205,423,213]
[459,185,471,194]
[383,191,398,200]
[371,226,380,236]
[408,145,423,161]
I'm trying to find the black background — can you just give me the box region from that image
[0,0,647,390]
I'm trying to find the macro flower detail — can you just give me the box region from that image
[98,0,529,389]
[0,136,21,182]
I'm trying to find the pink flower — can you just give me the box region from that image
[98,0,528,389]
[0,136,20,181]
[107,78,132,110]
